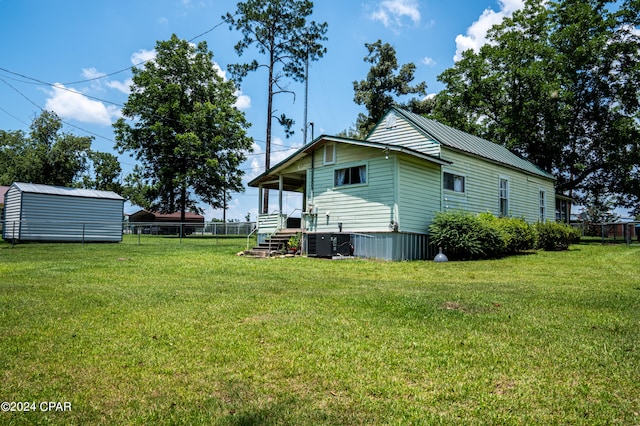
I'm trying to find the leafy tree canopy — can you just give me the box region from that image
[0,110,120,191]
[431,0,640,214]
[114,35,253,219]
[352,40,428,139]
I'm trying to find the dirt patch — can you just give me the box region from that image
[492,379,516,395]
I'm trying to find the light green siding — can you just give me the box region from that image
[306,143,396,233]
[280,156,311,174]
[367,115,441,156]
[397,157,441,233]
[441,148,555,222]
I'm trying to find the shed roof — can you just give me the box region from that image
[10,182,124,200]
[389,108,555,180]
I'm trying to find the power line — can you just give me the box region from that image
[0,104,30,127]
[0,76,116,144]
[188,17,231,43]
[57,17,232,86]
[0,67,124,108]
[61,62,146,86]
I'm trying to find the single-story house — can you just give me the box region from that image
[249,107,560,260]
[129,209,205,223]
[3,182,124,242]
[128,209,204,235]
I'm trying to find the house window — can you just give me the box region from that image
[556,199,569,223]
[499,178,509,217]
[539,190,546,222]
[335,165,366,187]
[443,172,465,193]
[323,143,336,165]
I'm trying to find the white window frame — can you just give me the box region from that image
[323,142,336,165]
[539,189,546,222]
[334,164,367,188]
[499,177,509,217]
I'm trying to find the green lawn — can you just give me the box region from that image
[1,236,639,425]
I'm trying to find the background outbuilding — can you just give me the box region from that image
[3,182,124,242]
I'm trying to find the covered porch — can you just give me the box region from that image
[250,165,309,245]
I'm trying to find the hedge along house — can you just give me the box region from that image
[3,182,124,243]
[248,107,556,260]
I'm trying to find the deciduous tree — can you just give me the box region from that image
[432,0,640,213]
[0,111,103,188]
[114,35,253,220]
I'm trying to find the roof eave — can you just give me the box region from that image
[247,135,451,188]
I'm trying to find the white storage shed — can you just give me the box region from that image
[2,182,124,243]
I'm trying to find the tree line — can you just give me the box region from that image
[1,0,638,217]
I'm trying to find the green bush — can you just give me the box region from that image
[498,216,538,254]
[429,211,505,260]
[535,221,580,251]
[430,212,579,259]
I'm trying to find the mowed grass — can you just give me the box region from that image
[0,236,639,425]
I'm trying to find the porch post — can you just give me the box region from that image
[258,185,263,216]
[278,175,284,213]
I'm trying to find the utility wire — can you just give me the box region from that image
[58,17,233,86]
[0,104,30,127]
[0,67,124,107]
[0,76,116,144]
[0,16,240,135]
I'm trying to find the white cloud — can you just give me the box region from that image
[454,0,525,61]
[81,67,106,80]
[213,63,227,80]
[45,83,121,126]
[370,0,421,30]
[270,137,301,165]
[246,138,301,181]
[234,90,251,110]
[131,49,156,65]
[105,78,133,94]
[212,62,252,110]
[248,143,264,180]
[422,56,436,66]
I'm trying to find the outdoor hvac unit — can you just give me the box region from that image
[309,233,352,258]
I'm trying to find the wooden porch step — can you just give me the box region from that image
[244,228,302,257]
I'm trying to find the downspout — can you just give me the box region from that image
[310,150,315,232]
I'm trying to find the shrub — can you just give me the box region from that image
[429,211,505,260]
[535,221,580,251]
[497,216,537,254]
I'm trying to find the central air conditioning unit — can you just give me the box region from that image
[308,233,352,258]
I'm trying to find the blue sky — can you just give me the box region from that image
[0,0,526,220]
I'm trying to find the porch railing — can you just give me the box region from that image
[245,209,304,252]
[246,211,285,251]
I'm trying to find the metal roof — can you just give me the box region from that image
[11,182,124,200]
[392,108,555,180]
[248,135,450,188]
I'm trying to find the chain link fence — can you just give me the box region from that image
[2,220,256,246]
[571,221,640,245]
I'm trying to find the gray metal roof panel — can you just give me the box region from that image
[12,182,124,200]
[393,108,555,180]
